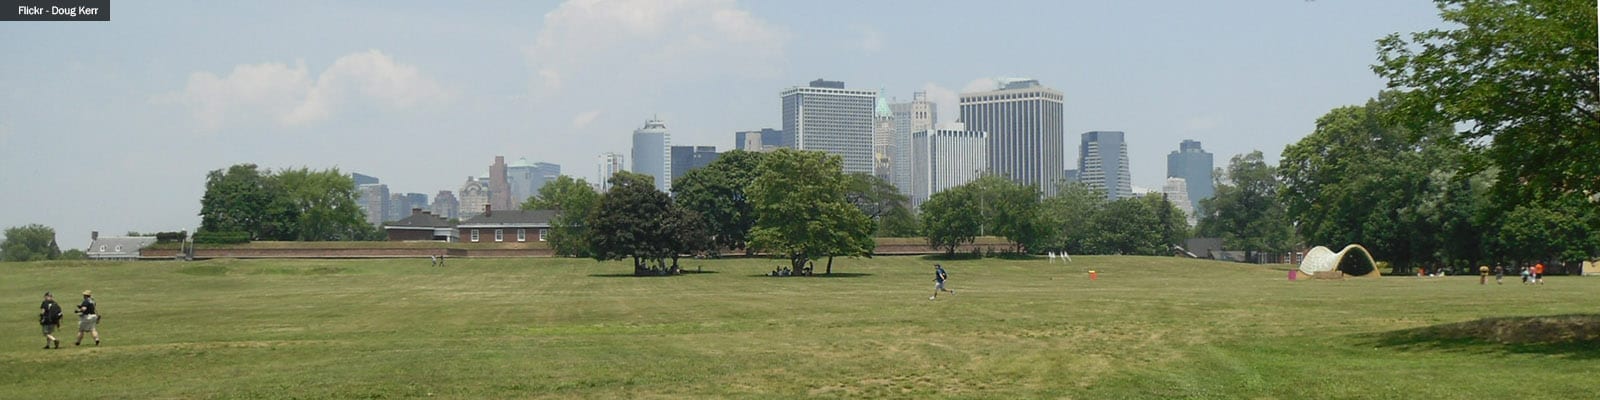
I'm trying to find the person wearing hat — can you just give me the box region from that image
[930,264,955,300]
[74,290,100,346]
[39,292,63,349]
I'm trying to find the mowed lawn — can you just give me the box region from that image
[2,256,1597,399]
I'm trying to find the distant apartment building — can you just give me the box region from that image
[670,145,719,182]
[781,79,878,174]
[597,152,626,191]
[357,183,390,226]
[488,156,514,212]
[960,79,1065,195]
[890,91,937,198]
[458,176,490,220]
[506,157,538,207]
[912,123,988,207]
[351,173,379,186]
[631,117,671,191]
[1078,131,1134,200]
[735,128,788,151]
[530,162,561,197]
[387,193,429,222]
[431,190,459,220]
[1162,177,1198,226]
[1166,139,1215,216]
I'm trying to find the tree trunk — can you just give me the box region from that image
[826,256,834,275]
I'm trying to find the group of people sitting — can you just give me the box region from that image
[768,265,814,277]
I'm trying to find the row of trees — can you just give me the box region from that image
[525,149,878,275]
[920,176,1188,257]
[198,164,381,241]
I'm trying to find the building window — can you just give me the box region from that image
[539,229,549,242]
[517,229,526,242]
[114,245,123,252]
[470,229,480,242]
[98,245,106,252]
[494,229,504,242]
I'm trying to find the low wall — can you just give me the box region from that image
[140,238,1010,259]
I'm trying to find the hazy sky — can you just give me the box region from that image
[0,0,1451,248]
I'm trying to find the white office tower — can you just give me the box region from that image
[873,94,894,180]
[1162,177,1197,226]
[781,79,878,175]
[891,91,937,198]
[597,152,626,192]
[959,79,1065,195]
[912,123,989,207]
[631,117,671,191]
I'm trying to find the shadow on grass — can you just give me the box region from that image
[588,270,719,278]
[747,273,875,278]
[1364,314,1600,360]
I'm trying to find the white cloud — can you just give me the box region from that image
[855,26,884,54]
[921,82,959,125]
[524,0,788,96]
[961,77,999,94]
[571,110,602,129]
[156,50,448,131]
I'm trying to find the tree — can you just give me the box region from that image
[843,173,918,237]
[747,149,874,274]
[198,164,282,240]
[523,175,600,257]
[919,185,982,256]
[968,175,1045,253]
[1038,182,1107,255]
[1198,151,1292,257]
[1,224,62,262]
[1375,0,1599,200]
[1491,193,1600,265]
[587,172,675,274]
[1087,196,1169,255]
[672,150,766,255]
[271,167,375,241]
[661,206,713,270]
[59,249,87,260]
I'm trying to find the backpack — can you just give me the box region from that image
[43,302,63,325]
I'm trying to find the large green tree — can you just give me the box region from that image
[843,173,918,237]
[1,224,62,262]
[968,175,1045,253]
[1086,195,1177,256]
[271,167,375,241]
[523,175,599,257]
[1198,151,1292,257]
[1038,182,1107,255]
[199,164,287,240]
[919,185,982,256]
[586,172,675,274]
[1374,0,1599,200]
[747,149,874,273]
[672,150,766,255]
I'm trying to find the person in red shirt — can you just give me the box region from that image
[1533,263,1545,284]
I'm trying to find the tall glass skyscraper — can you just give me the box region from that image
[631,117,671,191]
[890,91,937,198]
[1079,131,1134,200]
[959,79,1065,195]
[1166,139,1214,214]
[781,79,878,175]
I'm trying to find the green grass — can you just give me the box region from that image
[2,256,1596,399]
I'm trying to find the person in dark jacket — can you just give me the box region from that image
[39,292,62,349]
[75,290,100,346]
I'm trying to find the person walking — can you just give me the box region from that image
[1533,262,1545,285]
[1479,265,1490,285]
[39,292,62,349]
[74,290,100,346]
[1494,265,1505,285]
[930,264,955,300]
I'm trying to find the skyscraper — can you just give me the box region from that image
[1166,139,1214,215]
[351,173,379,186]
[631,117,671,191]
[1162,177,1197,226]
[781,79,878,174]
[890,91,937,198]
[911,123,988,207]
[431,190,459,220]
[458,176,489,220]
[388,193,429,222]
[531,162,561,196]
[489,156,514,211]
[597,152,625,191]
[1078,131,1134,200]
[670,145,719,182]
[506,157,539,206]
[735,128,787,151]
[959,79,1065,195]
[872,93,894,180]
[357,183,389,226]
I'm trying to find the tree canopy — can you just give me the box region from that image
[523,175,599,257]
[671,150,766,255]
[199,164,378,241]
[1,224,62,262]
[747,149,874,273]
[1198,151,1292,256]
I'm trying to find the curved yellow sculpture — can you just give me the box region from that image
[1298,244,1379,278]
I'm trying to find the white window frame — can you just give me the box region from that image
[517,229,526,242]
[470,229,480,242]
[539,228,549,242]
[494,229,504,242]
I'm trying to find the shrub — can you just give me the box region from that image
[194,231,251,244]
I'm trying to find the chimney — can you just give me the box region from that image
[412,207,423,216]
[484,204,492,217]
[91,231,98,241]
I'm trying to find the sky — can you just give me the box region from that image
[0,0,1453,249]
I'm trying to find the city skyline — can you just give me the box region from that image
[0,1,1453,246]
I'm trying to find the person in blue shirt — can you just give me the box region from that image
[931,264,955,300]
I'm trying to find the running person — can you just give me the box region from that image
[39,292,62,349]
[75,290,100,346]
[930,264,955,300]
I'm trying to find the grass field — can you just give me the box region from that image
[2,256,1596,399]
